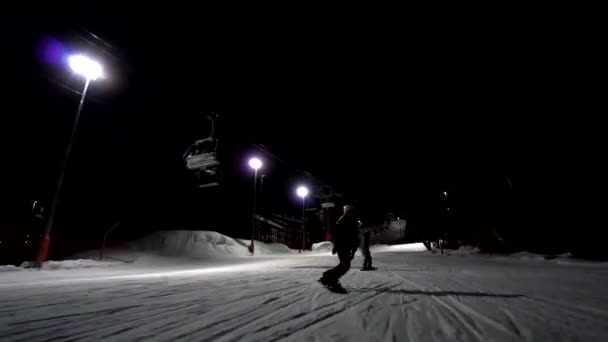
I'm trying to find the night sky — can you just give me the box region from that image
[1,3,603,259]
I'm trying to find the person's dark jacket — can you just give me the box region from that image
[332,213,360,253]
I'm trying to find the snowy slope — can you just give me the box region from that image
[1,248,607,341]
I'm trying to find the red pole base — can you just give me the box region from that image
[248,241,254,254]
[36,235,51,265]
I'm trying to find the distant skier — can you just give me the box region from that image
[359,226,377,271]
[319,205,360,293]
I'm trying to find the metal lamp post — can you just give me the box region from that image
[248,157,263,254]
[36,55,103,266]
[296,186,309,252]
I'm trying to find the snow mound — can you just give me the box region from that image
[131,230,292,260]
[133,231,244,258]
[311,241,333,253]
[0,265,24,272]
[41,259,122,270]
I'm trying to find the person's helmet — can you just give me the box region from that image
[343,205,355,214]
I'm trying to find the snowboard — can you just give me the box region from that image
[360,267,378,271]
[318,278,348,294]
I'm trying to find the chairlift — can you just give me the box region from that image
[183,113,222,188]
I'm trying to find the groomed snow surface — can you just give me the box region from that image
[1,230,608,341]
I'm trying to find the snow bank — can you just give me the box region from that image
[311,241,333,253]
[0,260,123,272]
[0,265,24,272]
[16,259,123,270]
[40,259,121,270]
[131,230,292,260]
[132,230,244,259]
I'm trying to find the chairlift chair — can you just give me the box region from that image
[183,114,222,188]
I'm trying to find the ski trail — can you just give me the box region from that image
[266,281,402,342]
[1,252,607,341]
[389,270,521,341]
[500,307,526,339]
[389,270,483,340]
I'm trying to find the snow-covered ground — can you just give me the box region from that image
[1,233,607,341]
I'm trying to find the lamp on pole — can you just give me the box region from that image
[296,186,309,252]
[36,55,103,266]
[248,157,263,254]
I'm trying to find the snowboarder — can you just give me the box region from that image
[319,205,360,293]
[360,226,377,271]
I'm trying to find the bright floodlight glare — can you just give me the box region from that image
[296,186,309,198]
[248,157,262,170]
[68,55,103,80]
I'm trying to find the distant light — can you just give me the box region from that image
[68,55,103,80]
[296,186,309,198]
[248,157,262,170]
[443,191,448,197]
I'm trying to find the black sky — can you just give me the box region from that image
[1,2,603,257]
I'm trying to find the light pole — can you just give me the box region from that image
[36,55,103,265]
[296,186,309,252]
[248,157,263,254]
